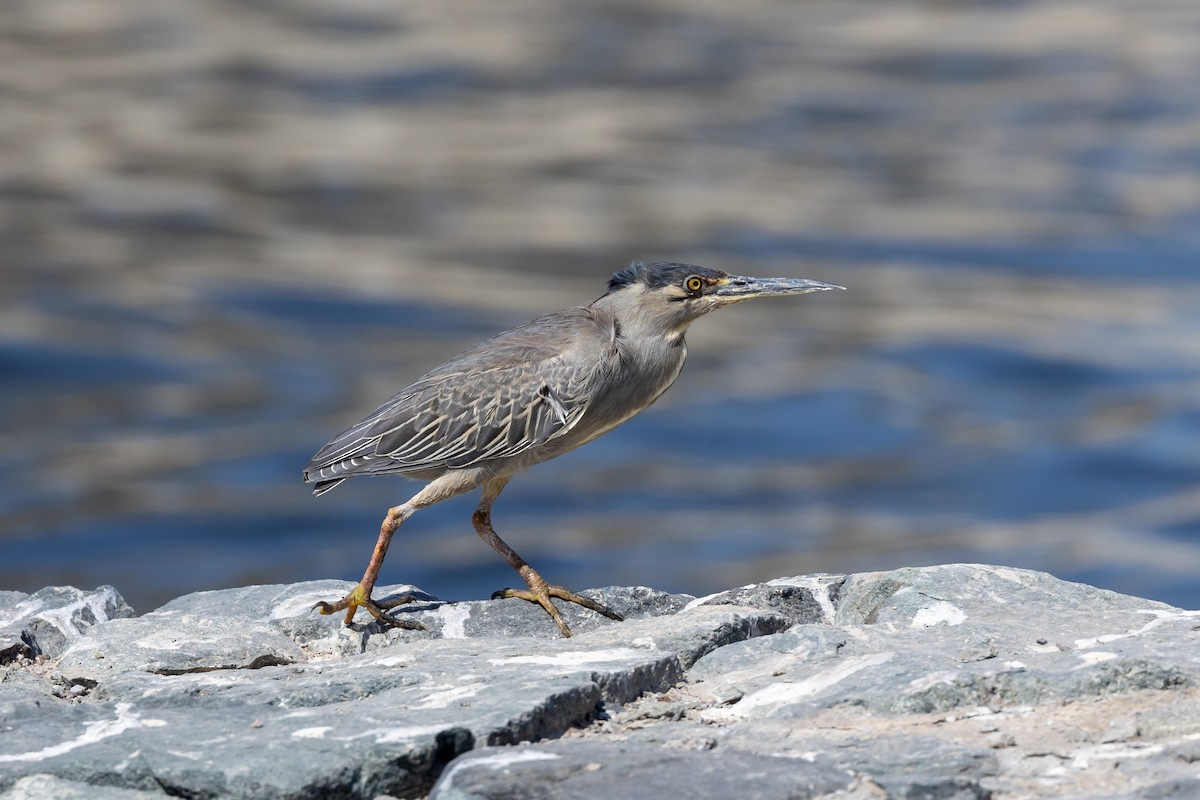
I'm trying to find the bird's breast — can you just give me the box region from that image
[568,335,687,448]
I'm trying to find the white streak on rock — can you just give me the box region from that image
[906,669,961,693]
[1074,651,1119,669]
[0,596,42,628]
[682,590,733,612]
[362,724,453,743]
[768,575,840,622]
[437,749,562,794]
[1074,608,1200,650]
[135,631,188,651]
[911,601,967,628]
[114,748,142,771]
[1069,742,1165,770]
[0,703,154,763]
[373,654,411,668]
[413,683,485,709]
[488,647,644,667]
[432,604,471,639]
[291,726,332,739]
[729,652,895,714]
[992,566,1034,585]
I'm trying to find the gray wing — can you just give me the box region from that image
[303,307,615,493]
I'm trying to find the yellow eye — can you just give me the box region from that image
[685,276,704,294]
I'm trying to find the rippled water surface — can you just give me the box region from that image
[3,0,1199,613]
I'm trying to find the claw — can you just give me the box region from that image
[314,583,426,630]
[493,581,624,638]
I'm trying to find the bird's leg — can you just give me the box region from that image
[472,478,624,637]
[314,501,425,629]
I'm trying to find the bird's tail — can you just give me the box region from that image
[308,476,346,496]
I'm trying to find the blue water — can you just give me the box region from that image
[3,0,1200,614]
[5,280,1199,611]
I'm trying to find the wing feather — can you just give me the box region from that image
[303,307,614,488]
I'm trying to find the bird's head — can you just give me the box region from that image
[602,261,844,337]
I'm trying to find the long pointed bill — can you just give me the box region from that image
[713,275,846,302]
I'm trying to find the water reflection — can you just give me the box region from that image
[2,0,1199,613]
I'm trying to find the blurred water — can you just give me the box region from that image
[2,0,1199,613]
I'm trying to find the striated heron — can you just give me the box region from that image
[304,262,843,636]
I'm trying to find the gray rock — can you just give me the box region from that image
[54,615,306,684]
[423,566,1200,800]
[688,565,1200,717]
[3,566,1199,799]
[429,740,856,800]
[0,586,135,664]
[0,582,782,799]
[143,580,691,657]
[690,574,843,627]
[0,774,171,800]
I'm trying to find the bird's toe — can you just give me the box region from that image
[314,584,425,630]
[493,581,623,637]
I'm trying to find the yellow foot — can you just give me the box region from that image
[314,582,425,630]
[492,581,624,638]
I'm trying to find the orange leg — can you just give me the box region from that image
[471,477,623,637]
[314,502,424,628]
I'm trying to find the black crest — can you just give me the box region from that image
[607,261,726,291]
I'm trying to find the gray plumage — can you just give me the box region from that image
[303,261,843,636]
[305,263,710,494]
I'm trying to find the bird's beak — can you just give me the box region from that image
[713,275,846,303]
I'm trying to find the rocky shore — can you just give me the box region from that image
[2,565,1198,799]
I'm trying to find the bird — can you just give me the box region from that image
[304,261,844,636]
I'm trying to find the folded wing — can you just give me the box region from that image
[303,308,614,494]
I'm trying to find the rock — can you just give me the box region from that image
[0,774,168,800]
[429,740,857,800]
[0,586,135,664]
[690,565,1199,718]
[0,580,780,799]
[688,574,842,628]
[2,566,1199,799]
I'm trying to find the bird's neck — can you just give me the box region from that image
[593,290,690,407]
[592,285,693,347]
